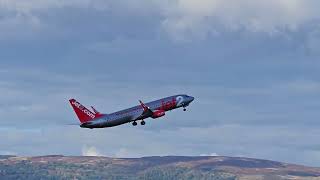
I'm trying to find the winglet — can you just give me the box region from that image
[139,100,149,111]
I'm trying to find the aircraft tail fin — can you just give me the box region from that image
[69,99,101,123]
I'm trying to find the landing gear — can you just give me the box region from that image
[183,107,186,111]
[132,121,145,126]
[132,121,137,126]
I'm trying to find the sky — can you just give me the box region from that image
[0,0,320,166]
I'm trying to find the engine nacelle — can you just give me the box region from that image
[152,110,165,119]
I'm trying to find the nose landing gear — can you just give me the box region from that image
[183,105,187,111]
[182,103,187,111]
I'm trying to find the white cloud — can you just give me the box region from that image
[0,0,158,13]
[0,150,16,155]
[200,152,218,156]
[81,145,103,156]
[1,0,320,41]
[0,0,92,12]
[1,124,320,166]
[161,0,320,40]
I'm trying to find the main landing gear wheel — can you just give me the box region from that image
[132,121,137,126]
[141,121,146,125]
[183,107,186,111]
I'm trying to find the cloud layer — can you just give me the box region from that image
[0,0,320,167]
[1,0,320,41]
[163,0,320,38]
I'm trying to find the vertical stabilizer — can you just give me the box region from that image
[69,99,100,123]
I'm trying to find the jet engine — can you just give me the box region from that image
[152,110,165,119]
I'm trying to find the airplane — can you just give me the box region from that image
[69,94,194,129]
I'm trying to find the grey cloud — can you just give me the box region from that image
[2,0,320,42]
[161,0,320,40]
[1,67,320,128]
[0,0,320,167]
[1,124,320,166]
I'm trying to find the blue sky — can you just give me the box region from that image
[1,0,320,166]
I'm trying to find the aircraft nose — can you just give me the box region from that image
[189,96,194,102]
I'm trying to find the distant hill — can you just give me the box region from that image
[0,155,319,180]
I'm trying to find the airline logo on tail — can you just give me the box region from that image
[71,100,96,119]
[69,99,102,123]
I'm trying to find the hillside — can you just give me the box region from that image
[0,155,319,180]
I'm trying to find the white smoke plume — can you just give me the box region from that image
[81,145,103,156]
